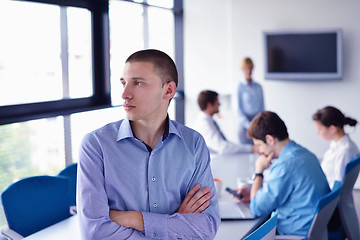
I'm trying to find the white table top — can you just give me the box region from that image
[211,153,264,240]
[23,214,80,240]
[24,153,262,240]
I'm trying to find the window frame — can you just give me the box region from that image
[0,0,111,125]
[0,0,184,125]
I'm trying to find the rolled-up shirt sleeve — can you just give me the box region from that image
[250,161,290,217]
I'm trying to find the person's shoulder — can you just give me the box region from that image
[337,135,360,160]
[343,135,359,150]
[281,141,317,163]
[273,142,317,177]
[252,80,263,88]
[84,119,124,141]
[171,120,202,138]
[170,120,206,149]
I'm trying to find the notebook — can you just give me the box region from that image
[219,200,255,220]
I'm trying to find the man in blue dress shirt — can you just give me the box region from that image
[237,111,329,236]
[77,49,220,239]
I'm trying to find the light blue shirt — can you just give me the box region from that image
[237,80,264,128]
[250,140,330,236]
[77,118,220,239]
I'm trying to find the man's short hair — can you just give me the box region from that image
[241,57,254,69]
[126,49,178,87]
[247,111,289,142]
[198,90,218,111]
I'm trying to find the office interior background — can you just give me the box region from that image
[1,0,360,230]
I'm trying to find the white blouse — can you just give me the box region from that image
[321,134,359,189]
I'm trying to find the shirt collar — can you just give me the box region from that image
[277,140,296,159]
[117,115,178,142]
[330,134,349,149]
[162,115,170,141]
[117,118,134,141]
[199,111,212,120]
[243,78,254,86]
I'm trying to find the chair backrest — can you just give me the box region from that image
[339,155,360,240]
[306,181,343,240]
[343,155,360,193]
[58,163,78,206]
[1,175,72,237]
[243,212,278,240]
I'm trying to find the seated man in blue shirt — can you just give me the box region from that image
[237,111,329,236]
[77,49,220,239]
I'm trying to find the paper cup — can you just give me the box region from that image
[214,178,223,198]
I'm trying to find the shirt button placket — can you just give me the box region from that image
[148,152,159,213]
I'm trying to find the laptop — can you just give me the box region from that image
[219,200,255,220]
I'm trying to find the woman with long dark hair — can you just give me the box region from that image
[313,106,359,188]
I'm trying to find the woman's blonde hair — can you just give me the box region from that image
[241,57,254,69]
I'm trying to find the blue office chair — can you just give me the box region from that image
[58,162,78,208]
[1,175,72,239]
[338,155,360,240]
[243,211,278,240]
[275,181,343,240]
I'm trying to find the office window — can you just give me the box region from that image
[109,0,176,118]
[148,0,174,8]
[148,6,174,57]
[109,1,144,106]
[0,1,92,106]
[0,1,62,106]
[0,0,181,228]
[0,118,65,227]
[67,7,93,98]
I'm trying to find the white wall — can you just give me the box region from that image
[184,0,360,158]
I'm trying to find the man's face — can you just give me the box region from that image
[210,98,220,115]
[252,138,273,157]
[120,61,167,122]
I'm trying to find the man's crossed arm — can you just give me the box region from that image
[109,184,212,231]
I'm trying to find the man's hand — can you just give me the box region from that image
[250,152,274,200]
[235,187,251,203]
[109,210,144,231]
[177,184,212,214]
[255,152,274,173]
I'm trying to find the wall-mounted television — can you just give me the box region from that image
[264,29,343,80]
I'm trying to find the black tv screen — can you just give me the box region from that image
[264,29,343,80]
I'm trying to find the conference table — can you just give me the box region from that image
[23,214,80,240]
[212,153,265,240]
[24,153,263,240]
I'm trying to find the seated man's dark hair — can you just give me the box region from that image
[197,90,218,111]
[247,111,289,142]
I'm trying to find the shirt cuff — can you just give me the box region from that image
[142,211,167,239]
